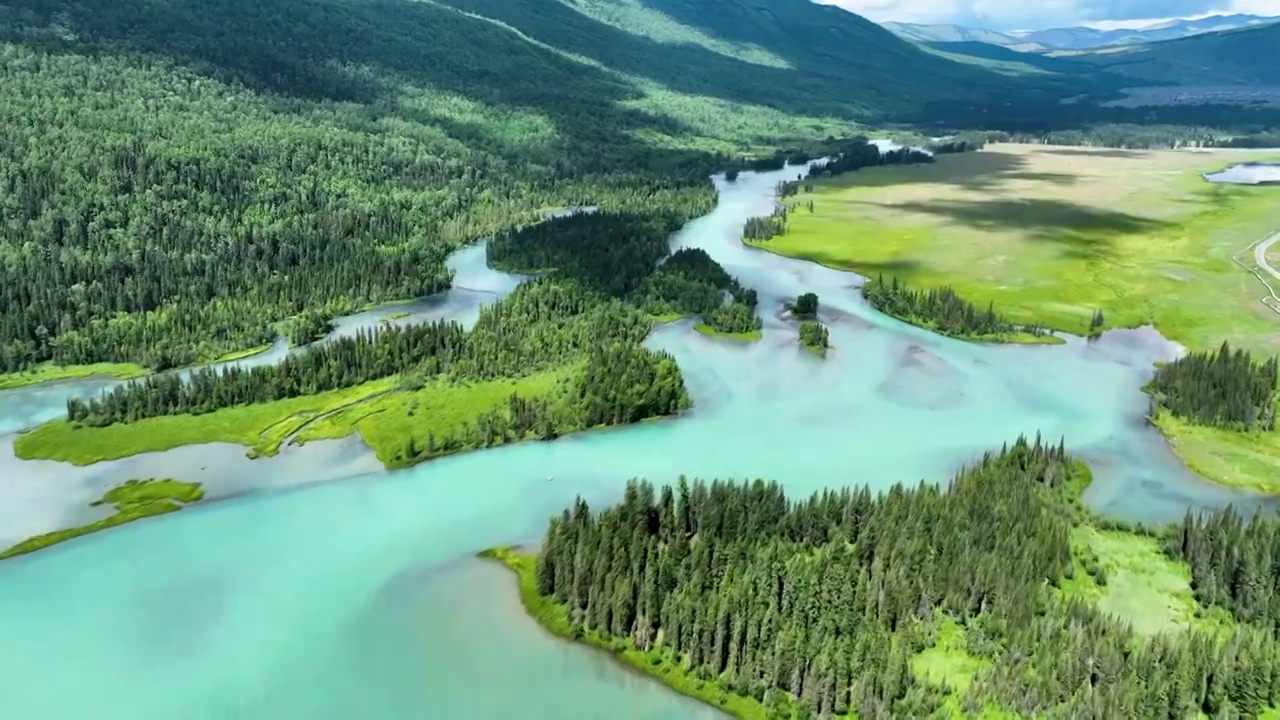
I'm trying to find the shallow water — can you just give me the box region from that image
[0,165,1276,719]
[0,244,520,437]
[1203,162,1280,185]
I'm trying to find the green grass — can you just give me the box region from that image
[1152,409,1280,495]
[800,341,829,358]
[0,478,204,560]
[0,362,149,390]
[911,613,991,693]
[758,144,1280,353]
[1057,525,1233,637]
[755,144,1280,493]
[648,312,692,323]
[294,367,576,468]
[479,547,815,720]
[13,378,399,465]
[693,323,762,341]
[208,344,272,364]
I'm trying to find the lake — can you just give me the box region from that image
[1204,162,1280,185]
[0,164,1274,719]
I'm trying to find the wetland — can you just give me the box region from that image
[1,159,1279,719]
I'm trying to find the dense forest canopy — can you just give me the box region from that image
[1149,342,1279,431]
[2,0,1278,375]
[530,437,1280,718]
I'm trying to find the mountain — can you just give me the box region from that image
[1012,13,1278,50]
[0,0,1111,369]
[881,13,1278,52]
[881,22,1046,51]
[1069,21,1280,86]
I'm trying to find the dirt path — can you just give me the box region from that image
[1232,230,1280,317]
[282,389,396,447]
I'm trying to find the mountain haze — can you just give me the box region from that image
[883,13,1278,51]
[882,22,1046,52]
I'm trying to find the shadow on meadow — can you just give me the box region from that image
[815,150,1083,193]
[873,198,1173,261]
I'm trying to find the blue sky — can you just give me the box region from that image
[818,0,1274,30]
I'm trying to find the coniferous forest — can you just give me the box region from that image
[862,276,1049,341]
[1149,342,1278,431]
[798,321,829,356]
[522,437,1280,719]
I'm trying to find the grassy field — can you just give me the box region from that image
[0,362,148,390]
[13,378,399,464]
[1057,525,1232,636]
[1,478,203,560]
[752,144,1280,492]
[208,344,272,364]
[294,367,576,468]
[755,144,1280,353]
[13,367,579,468]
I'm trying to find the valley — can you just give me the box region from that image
[1,0,1280,718]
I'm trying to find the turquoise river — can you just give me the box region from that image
[0,164,1276,719]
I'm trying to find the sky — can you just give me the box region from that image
[816,0,1277,30]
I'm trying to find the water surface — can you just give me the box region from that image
[1204,162,1280,185]
[0,165,1275,719]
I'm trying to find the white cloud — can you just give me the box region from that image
[819,0,1273,29]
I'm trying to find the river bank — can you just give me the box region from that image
[1,162,1278,720]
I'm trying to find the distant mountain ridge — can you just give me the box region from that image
[881,22,1046,51]
[1066,20,1280,86]
[883,13,1278,51]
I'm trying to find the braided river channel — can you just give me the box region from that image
[1,164,1277,719]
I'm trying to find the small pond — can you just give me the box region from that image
[1203,162,1280,185]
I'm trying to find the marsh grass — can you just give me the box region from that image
[0,478,204,560]
[1057,525,1234,637]
[1153,409,1280,494]
[0,362,148,390]
[755,144,1280,354]
[756,144,1280,493]
[14,378,399,464]
[294,367,575,468]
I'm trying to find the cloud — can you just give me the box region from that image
[820,0,1268,29]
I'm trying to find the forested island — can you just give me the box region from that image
[798,321,830,357]
[487,436,1280,719]
[861,276,1057,345]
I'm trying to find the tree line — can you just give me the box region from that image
[64,207,768,432]
[529,436,1280,718]
[862,275,1047,341]
[1149,341,1278,431]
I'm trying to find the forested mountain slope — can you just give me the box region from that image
[1067,22,1280,86]
[0,0,1108,373]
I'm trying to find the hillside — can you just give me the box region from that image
[882,21,1045,52]
[1068,22,1280,86]
[0,0,1112,372]
[1016,14,1278,50]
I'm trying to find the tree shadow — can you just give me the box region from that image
[0,0,715,164]
[1038,148,1148,159]
[874,198,1174,260]
[814,149,1082,193]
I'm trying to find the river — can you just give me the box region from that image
[0,164,1275,719]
